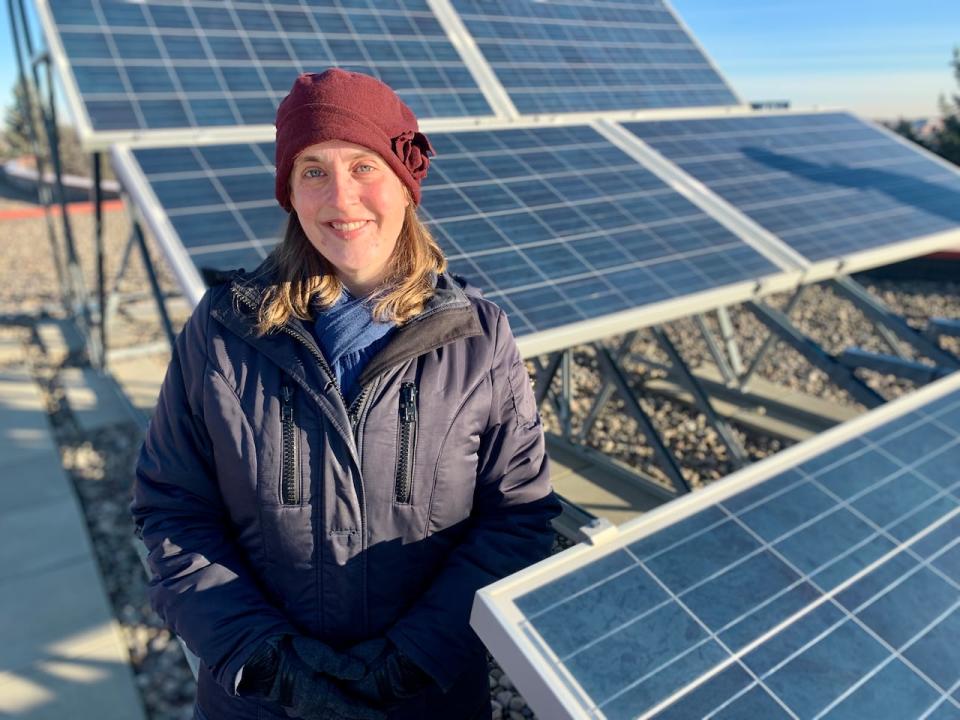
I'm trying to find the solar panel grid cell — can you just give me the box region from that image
[450,0,738,113]
[624,113,960,263]
[47,0,492,134]
[514,390,960,719]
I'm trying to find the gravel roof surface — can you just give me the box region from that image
[2,178,958,719]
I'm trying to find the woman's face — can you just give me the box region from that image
[289,139,408,296]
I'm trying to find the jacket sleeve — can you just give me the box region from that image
[386,307,561,690]
[130,291,298,694]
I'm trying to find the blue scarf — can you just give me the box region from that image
[311,289,396,404]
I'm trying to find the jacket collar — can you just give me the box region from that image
[210,263,482,384]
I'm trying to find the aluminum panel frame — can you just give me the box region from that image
[471,370,960,720]
[110,144,207,307]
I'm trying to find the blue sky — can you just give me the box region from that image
[1,0,957,123]
[671,0,959,119]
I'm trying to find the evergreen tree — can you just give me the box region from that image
[890,46,960,167]
[931,47,960,165]
[3,78,46,158]
[889,118,928,148]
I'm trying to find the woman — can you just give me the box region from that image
[131,69,560,720]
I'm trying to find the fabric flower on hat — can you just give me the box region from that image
[392,130,434,182]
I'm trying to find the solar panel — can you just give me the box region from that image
[112,123,787,352]
[38,0,493,143]
[472,371,960,720]
[451,0,740,114]
[622,112,960,270]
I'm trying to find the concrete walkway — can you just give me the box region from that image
[0,363,145,719]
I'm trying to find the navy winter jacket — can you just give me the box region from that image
[131,268,561,719]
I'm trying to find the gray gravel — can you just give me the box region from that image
[2,191,959,718]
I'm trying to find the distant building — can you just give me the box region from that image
[750,100,790,110]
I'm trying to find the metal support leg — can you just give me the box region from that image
[104,229,138,330]
[741,286,805,388]
[838,349,952,385]
[928,318,960,341]
[746,300,885,408]
[716,307,744,376]
[560,350,573,439]
[534,353,562,408]
[829,276,959,368]
[652,325,748,467]
[533,354,566,425]
[92,152,106,368]
[695,314,737,386]
[594,343,691,494]
[7,0,67,306]
[577,332,637,442]
[133,221,176,349]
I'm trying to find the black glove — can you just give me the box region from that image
[343,638,434,709]
[238,635,385,720]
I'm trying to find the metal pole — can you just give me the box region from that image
[652,325,748,466]
[7,0,67,304]
[104,225,138,331]
[694,314,737,386]
[594,344,691,494]
[533,353,562,408]
[92,153,106,367]
[560,349,572,439]
[716,307,744,376]
[577,332,637,442]
[740,286,806,389]
[132,221,177,349]
[40,55,100,366]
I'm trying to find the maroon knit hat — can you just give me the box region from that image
[274,69,434,210]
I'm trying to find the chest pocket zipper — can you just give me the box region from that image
[280,384,299,505]
[395,382,418,504]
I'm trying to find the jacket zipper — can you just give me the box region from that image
[394,382,418,504]
[232,289,345,399]
[280,384,299,505]
[233,288,368,506]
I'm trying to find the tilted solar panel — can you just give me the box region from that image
[38,0,493,144]
[622,112,960,269]
[472,371,960,719]
[112,124,787,353]
[451,0,740,114]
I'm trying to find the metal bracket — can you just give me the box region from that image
[576,517,620,546]
[746,300,885,408]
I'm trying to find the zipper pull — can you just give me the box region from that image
[400,383,418,423]
[281,385,293,421]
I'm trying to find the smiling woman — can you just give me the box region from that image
[130,68,561,720]
[289,141,408,297]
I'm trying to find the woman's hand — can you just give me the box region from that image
[239,635,385,720]
[343,637,434,708]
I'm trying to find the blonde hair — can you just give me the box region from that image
[252,203,446,335]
